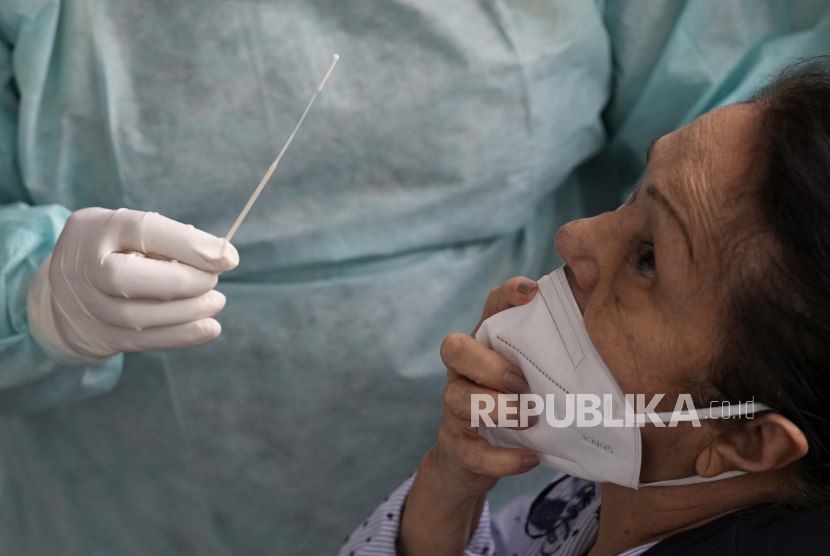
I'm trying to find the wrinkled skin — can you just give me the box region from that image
[398,104,809,556]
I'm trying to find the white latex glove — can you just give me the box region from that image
[27,208,239,364]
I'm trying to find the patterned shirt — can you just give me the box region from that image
[338,475,657,556]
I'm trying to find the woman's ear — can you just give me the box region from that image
[695,413,809,478]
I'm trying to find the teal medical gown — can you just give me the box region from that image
[0,0,829,554]
[0,1,609,554]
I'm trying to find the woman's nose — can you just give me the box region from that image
[555,217,603,295]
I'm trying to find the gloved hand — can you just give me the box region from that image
[27,207,239,364]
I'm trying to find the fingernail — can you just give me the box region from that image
[522,454,540,469]
[503,371,530,394]
[517,281,537,294]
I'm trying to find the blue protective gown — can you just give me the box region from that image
[0,1,610,553]
[1,0,829,554]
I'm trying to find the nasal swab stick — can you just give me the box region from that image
[225,54,339,242]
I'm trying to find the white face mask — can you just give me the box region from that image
[475,266,768,489]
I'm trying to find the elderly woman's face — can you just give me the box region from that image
[556,103,761,482]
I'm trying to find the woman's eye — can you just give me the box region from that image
[635,246,655,276]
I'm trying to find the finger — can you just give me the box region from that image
[90,252,219,300]
[107,318,223,352]
[441,333,528,394]
[112,209,239,272]
[443,378,537,430]
[472,277,538,336]
[440,428,540,477]
[86,290,226,330]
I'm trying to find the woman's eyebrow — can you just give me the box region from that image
[646,184,694,261]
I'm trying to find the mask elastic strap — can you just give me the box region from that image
[637,402,773,488]
[651,402,771,424]
[639,469,747,488]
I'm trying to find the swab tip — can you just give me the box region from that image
[316,54,340,91]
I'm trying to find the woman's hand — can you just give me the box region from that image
[435,276,543,496]
[397,277,541,556]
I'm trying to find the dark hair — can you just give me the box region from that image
[711,57,830,506]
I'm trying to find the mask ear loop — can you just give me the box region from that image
[639,469,749,488]
[651,402,771,424]
[636,402,773,488]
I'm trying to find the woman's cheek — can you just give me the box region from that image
[583,306,655,395]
